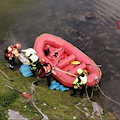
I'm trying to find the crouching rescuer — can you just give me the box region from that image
[34,58,52,86]
[4,43,21,71]
[25,52,41,77]
[70,68,88,98]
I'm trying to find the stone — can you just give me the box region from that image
[8,110,29,120]
[92,102,103,116]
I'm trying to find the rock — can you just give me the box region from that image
[43,103,47,106]
[73,116,77,119]
[8,110,29,120]
[92,102,103,116]
[24,105,27,108]
[84,107,88,112]
[84,112,90,117]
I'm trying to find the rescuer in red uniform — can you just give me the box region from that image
[4,43,21,71]
[34,58,52,86]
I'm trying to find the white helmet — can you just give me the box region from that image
[77,68,83,75]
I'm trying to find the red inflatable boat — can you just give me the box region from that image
[34,33,102,88]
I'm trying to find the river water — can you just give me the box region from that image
[0,0,120,118]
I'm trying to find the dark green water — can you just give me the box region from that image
[0,0,120,118]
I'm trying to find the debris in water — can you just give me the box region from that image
[85,11,95,20]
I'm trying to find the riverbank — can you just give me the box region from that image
[0,60,117,120]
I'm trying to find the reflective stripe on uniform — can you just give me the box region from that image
[79,75,87,85]
[73,73,87,89]
[29,54,38,62]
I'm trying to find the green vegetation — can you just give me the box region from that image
[0,91,19,120]
[0,60,118,120]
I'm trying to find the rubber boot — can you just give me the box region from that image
[10,65,16,71]
[80,85,86,98]
[46,76,51,87]
[80,93,83,98]
[70,89,77,97]
[33,81,39,86]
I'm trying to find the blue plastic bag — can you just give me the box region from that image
[19,64,33,77]
[49,80,69,92]
[59,85,69,92]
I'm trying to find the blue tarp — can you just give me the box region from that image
[49,80,69,92]
[19,64,33,77]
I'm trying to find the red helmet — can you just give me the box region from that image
[15,43,21,49]
[41,58,46,64]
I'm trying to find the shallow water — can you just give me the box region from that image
[0,0,120,118]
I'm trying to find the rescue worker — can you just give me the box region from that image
[70,68,88,98]
[4,43,21,71]
[25,52,41,77]
[34,58,52,86]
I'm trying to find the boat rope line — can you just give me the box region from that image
[96,83,120,106]
[52,67,77,77]
[85,87,103,120]
[86,64,102,68]
[52,67,100,84]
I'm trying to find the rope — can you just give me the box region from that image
[22,82,49,120]
[29,82,49,120]
[75,86,104,120]
[52,67,77,77]
[53,67,99,84]
[86,87,103,120]
[75,86,96,120]
[86,64,102,68]
[97,84,120,106]
[32,101,49,120]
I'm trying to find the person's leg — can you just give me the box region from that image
[70,88,77,96]
[33,78,40,85]
[46,76,51,87]
[80,84,86,98]
[31,69,37,77]
[9,57,16,70]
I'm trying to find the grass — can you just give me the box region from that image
[0,59,118,120]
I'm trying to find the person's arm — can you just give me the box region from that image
[12,49,20,57]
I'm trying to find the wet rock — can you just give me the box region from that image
[72,14,86,21]
[106,46,112,50]
[85,11,95,20]
[98,33,108,38]
[85,37,91,40]
[115,72,120,77]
